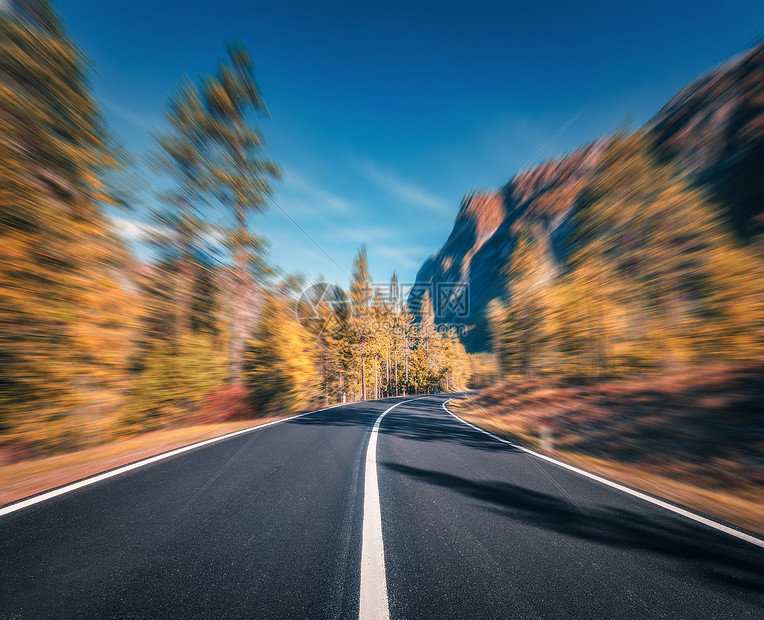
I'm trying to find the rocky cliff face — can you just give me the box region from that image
[649,43,764,238]
[413,43,764,352]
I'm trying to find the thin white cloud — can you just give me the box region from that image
[111,215,229,249]
[375,244,431,270]
[355,159,451,216]
[279,167,352,214]
[335,225,396,244]
[110,215,163,242]
[101,98,157,132]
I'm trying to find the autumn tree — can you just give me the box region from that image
[571,132,764,369]
[121,254,229,434]
[245,288,319,414]
[151,76,211,341]
[117,71,243,434]
[194,43,281,383]
[348,245,374,399]
[414,290,442,388]
[503,231,555,376]
[0,1,136,451]
[294,278,349,405]
[440,328,469,391]
[492,131,764,383]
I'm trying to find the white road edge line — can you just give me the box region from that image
[0,402,351,519]
[360,398,416,620]
[442,399,764,550]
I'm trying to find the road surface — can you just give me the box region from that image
[1,395,762,618]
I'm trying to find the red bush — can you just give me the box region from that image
[196,384,258,424]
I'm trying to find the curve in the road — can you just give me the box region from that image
[441,398,764,550]
[1,394,762,619]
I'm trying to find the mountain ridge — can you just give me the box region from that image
[412,42,764,352]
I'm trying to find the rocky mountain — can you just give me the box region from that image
[412,42,764,353]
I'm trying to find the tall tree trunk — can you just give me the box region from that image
[322,349,328,406]
[394,342,398,396]
[178,255,193,338]
[177,197,194,340]
[231,201,249,383]
[361,354,367,400]
[374,355,378,399]
[386,347,390,397]
[171,261,184,349]
[404,334,409,395]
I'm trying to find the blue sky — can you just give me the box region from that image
[58,0,764,287]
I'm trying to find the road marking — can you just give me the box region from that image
[360,399,415,620]
[0,402,350,519]
[442,400,764,550]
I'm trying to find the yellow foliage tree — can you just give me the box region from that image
[245,291,319,414]
[0,3,137,452]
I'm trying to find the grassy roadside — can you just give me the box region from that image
[449,366,764,538]
[0,414,300,507]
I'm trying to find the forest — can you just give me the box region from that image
[0,2,472,460]
[489,131,764,380]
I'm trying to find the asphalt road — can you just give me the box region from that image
[1,395,762,619]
